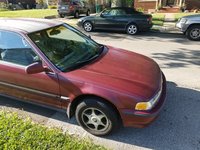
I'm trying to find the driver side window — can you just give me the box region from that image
[101,9,111,17]
[0,31,39,66]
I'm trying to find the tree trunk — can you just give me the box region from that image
[111,0,122,7]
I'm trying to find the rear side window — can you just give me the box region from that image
[126,8,141,14]
[0,31,38,66]
[102,9,127,16]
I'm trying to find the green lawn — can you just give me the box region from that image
[174,13,200,21]
[152,13,165,26]
[0,111,106,150]
[0,9,57,18]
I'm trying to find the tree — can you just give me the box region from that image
[111,0,122,7]
[111,0,134,7]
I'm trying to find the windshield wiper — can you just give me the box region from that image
[63,54,98,72]
[64,45,105,72]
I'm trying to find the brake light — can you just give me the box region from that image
[147,17,152,23]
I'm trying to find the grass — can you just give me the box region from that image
[152,13,165,26]
[0,9,57,18]
[0,111,106,150]
[174,13,200,21]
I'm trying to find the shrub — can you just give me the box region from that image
[0,111,106,150]
[0,2,8,10]
[137,7,144,12]
[48,5,57,9]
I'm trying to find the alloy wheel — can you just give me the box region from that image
[81,108,109,132]
[190,28,200,39]
[84,22,92,32]
[127,24,138,35]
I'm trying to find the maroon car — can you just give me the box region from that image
[0,18,166,136]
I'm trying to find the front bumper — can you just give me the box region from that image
[120,74,167,128]
[176,21,189,33]
[77,21,83,27]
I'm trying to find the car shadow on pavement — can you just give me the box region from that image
[104,82,200,150]
[152,48,200,68]
[87,30,197,45]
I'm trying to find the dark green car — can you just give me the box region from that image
[77,7,153,35]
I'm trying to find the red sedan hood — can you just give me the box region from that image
[68,46,162,99]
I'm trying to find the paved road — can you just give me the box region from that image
[0,31,200,150]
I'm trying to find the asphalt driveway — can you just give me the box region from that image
[0,31,200,150]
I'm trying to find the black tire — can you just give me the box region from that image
[186,25,200,41]
[59,13,65,18]
[126,24,138,35]
[74,11,79,18]
[83,21,93,32]
[86,10,90,16]
[75,98,119,136]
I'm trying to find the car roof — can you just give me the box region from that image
[0,18,63,33]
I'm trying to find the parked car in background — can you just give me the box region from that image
[176,14,200,41]
[57,0,90,18]
[77,7,153,35]
[0,18,166,136]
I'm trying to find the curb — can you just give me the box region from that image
[44,15,58,19]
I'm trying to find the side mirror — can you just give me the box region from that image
[88,35,92,39]
[100,13,104,17]
[25,62,46,74]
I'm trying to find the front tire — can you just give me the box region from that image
[126,24,138,35]
[186,25,200,41]
[75,98,119,136]
[83,21,93,32]
[59,13,65,18]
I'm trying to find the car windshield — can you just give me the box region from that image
[28,24,102,72]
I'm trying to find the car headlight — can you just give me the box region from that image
[135,88,162,111]
[78,18,83,22]
[180,18,187,24]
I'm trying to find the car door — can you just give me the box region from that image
[112,9,129,30]
[79,1,86,13]
[0,30,61,108]
[95,9,128,30]
[75,1,84,14]
[94,9,115,29]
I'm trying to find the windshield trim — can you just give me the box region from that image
[28,24,104,73]
[63,44,106,72]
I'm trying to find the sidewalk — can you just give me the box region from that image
[152,13,180,33]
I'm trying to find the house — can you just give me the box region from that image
[134,0,200,12]
[0,0,8,3]
[7,0,36,9]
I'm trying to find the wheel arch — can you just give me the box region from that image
[186,23,200,31]
[82,20,93,26]
[82,20,94,30]
[68,94,122,123]
[125,22,139,30]
[186,24,200,40]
